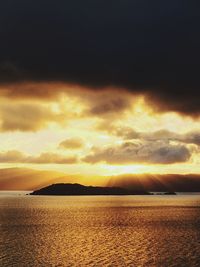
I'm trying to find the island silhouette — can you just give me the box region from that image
[30,183,151,195]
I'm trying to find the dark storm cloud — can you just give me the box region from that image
[90,97,128,115]
[0,1,200,114]
[88,94,132,116]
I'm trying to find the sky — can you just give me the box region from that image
[0,1,200,187]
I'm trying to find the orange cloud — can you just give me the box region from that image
[29,152,78,164]
[59,138,83,149]
[0,150,25,163]
[0,150,78,164]
[0,101,67,132]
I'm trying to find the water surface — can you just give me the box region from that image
[0,192,200,267]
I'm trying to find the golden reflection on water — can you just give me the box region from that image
[0,195,200,267]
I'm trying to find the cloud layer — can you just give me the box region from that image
[0,150,78,164]
[83,141,191,165]
[114,128,200,146]
[0,1,200,115]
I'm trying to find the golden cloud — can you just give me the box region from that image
[0,97,73,132]
[59,138,83,149]
[0,150,78,164]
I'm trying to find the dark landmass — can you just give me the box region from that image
[1,168,200,192]
[107,174,200,192]
[30,183,151,196]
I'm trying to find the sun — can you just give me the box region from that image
[102,164,147,175]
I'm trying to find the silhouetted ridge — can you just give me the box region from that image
[30,183,150,195]
[107,174,200,192]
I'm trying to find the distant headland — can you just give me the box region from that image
[30,183,151,196]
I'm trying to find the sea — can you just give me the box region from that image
[0,191,200,267]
